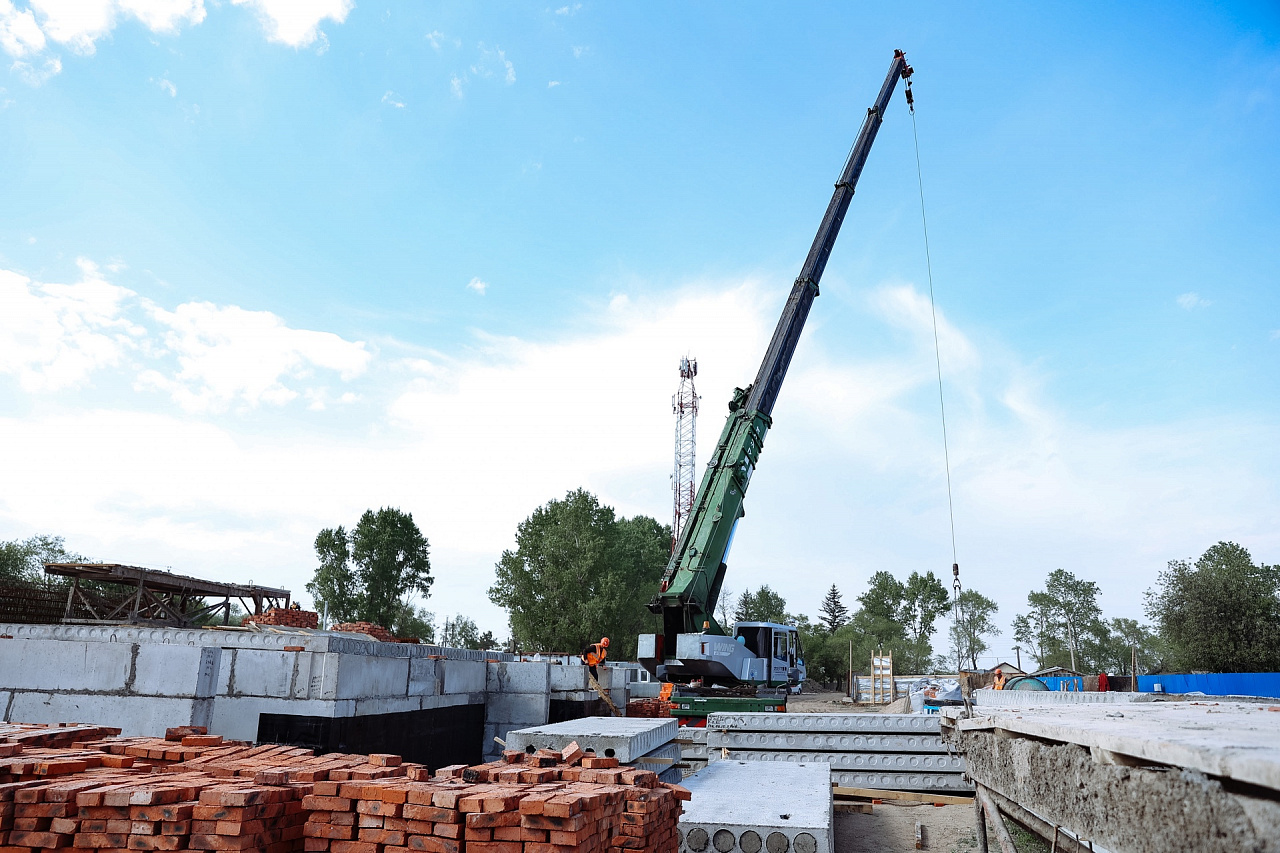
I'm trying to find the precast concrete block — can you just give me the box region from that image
[289,652,314,700]
[487,661,550,694]
[130,643,209,696]
[355,695,426,716]
[0,639,132,692]
[484,692,550,727]
[408,658,439,695]
[549,665,590,692]
[679,760,832,853]
[551,690,595,702]
[443,659,487,695]
[830,769,972,792]
[220,648,295,698]
[628,681,661,698]
[720,749,964,772]
[708,730,946,753]
[505,716,676,762]
[310,652,340,699]
[707,712,940,734]
[208,695,343,742]
[5,692,201,737]
[334,653,410,700]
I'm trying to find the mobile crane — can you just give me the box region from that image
[637,50,914,718]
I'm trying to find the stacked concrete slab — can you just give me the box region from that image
[677,725,711,777]
[505,716,683,783]
[706,712,971,793]
[679,760,832,853]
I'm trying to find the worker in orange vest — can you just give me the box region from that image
[993,670,1006,690]
[582,637,610,679]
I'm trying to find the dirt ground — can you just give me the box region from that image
[836,805,978,852]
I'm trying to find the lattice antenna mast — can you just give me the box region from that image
[671,356,700,554]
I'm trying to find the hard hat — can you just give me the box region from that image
[601,637,610,647]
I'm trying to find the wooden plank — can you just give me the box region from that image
[833,803,872,814]
[832,786,973,806]
[585,670,621,717]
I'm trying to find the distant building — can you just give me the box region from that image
[992,661,1025,675]
[1031,666,1082,678]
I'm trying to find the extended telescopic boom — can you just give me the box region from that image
[649,50,914,659]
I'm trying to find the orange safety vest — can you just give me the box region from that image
[584,644,607,667]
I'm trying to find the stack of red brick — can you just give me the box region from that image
[0,725,688,853]
[327,623,396,642]
[622,700,671,720]
[250,609,320,629]
[303,742,686,853]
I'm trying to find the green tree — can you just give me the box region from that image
[306,507,433,632]
[393,605,436,642]
[818,584,849,633]
[441,615,481,649]
[488,489,670,660]
[308,526,360,624]
[1145,541,1280,673]
[0,535,85,583]
[900,571,951,650]
[858,571,906,624]
[949,589,999,671]
[734,585,789,623]
[1014,569,1103,672]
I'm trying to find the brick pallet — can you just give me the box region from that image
[0,729,686,853]
[249,610,320,630]
[327,623,396,642]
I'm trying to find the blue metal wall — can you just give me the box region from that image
[1137,673,1280,698]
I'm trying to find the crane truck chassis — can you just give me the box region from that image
[637,50,914,720]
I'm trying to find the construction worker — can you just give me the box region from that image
[993,670,1006,690]
[582,637,609,679]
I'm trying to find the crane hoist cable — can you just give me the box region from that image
[904,79,964,619]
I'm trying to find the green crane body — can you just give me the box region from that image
[647,50,914,671]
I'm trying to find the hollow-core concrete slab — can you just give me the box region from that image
[504,715,677,762]
[680,759,832,853]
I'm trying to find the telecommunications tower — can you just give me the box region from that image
[671,356,700,554]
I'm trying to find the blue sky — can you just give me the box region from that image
[1,1,1277,667]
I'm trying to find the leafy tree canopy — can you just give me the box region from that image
[733,585,790,624]
[306,507,433,635]
[949,589,999,671]
[0,535,85,584]
[1145,541,1280,673]
[488,489,670,661]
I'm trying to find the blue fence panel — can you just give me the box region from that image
[1038,676,1085,692]
[1136,673,1280,698]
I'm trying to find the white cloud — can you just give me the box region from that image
[10,53,58,84]
[154,75,176,96]
[25,0,204,55]
[469,42,514,85]
[571,45,586,59]
[0,260,140,391]
[229,0,351,48]
[1176,291,1210,310]
[0,0,46,57]
[449,73,463,99]
[138,300,373,412]
[554,4,581,14]
[380,90,404,108]
[424,29,443,49]
[547,80,559,88]
[1,265,1276,648]
[466,277,488,296]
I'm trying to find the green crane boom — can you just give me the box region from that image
[647,50,914,664]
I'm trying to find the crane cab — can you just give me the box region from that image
[732,621,806,688]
